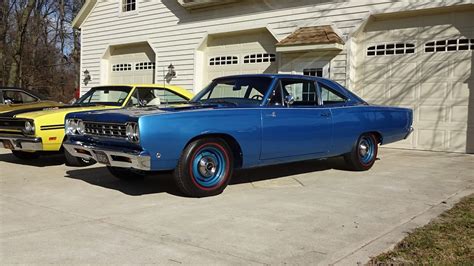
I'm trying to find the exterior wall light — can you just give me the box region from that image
[165,63,176,83]
[83,69,91,86]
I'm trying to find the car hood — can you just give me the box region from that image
[67,104,220,124]
[0,101,63,114]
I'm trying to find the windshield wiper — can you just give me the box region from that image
[203,99,238,106]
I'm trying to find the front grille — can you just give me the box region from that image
[84,122,127,139]
[0,118,25,135]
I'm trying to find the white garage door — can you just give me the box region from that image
[357,11,473,153]
[205,29,278,84]
[109,43,155,84]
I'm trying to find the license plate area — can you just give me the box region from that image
[94,151,110,165]
[2,140,14,150]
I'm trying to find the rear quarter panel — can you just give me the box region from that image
[138,108,261,170]
[329,105,413,156]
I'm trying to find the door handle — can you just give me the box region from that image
[265,111,277,118]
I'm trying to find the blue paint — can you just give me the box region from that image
[192,146,226,188]
[65,74,413,172]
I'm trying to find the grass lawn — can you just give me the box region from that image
[369,194,473,265]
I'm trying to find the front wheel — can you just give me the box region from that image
[11,150,40,160]
[344,133,378,171]
[174,138,234,197]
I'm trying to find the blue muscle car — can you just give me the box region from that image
[64,74,413,197]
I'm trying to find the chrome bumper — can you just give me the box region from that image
[404,127,414,139]
[0,135,42,151]
[63,142,151,171]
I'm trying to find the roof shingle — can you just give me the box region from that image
[276,25,345,46]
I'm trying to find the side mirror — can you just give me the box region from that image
[284,95,295,107]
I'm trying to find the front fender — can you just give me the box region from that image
[139,109,262,171]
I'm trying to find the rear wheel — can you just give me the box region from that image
[344,133,378,171]
[11,150,40,160]
[107,166,147,181]
[174,138,233,197]
[64,148,95,167]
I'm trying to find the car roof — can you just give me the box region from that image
[213,73,330,82]
[89,84,194,99]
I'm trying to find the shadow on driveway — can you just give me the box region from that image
[0,152,65,167]
[65,156,351,197]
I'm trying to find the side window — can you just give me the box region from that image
[281,79,318,106]
[155,89,188,104]
[3,91,38,104]
[318,83,346,105]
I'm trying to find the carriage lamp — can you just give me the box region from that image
[165,63,176,83]
[168,63,176,78]
[83,69,91,86]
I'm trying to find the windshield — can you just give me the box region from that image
[75,86,132,106]
[128,87,189,107]
[192,77,273,106]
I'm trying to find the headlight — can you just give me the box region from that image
[23,120,35,135]
[77,120,85,135]
[126,122,139,143]
[65,119,78,135]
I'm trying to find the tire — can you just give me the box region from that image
[64,148,96,167]
[11,150,40,160]
[107,166,147,181]
[344,133,378,171]
[174,138,234,197]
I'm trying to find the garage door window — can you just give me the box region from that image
[209,56,238,66]
[112,64,132,72]
[425,38,474,52]
[135,62,155,70]
[243,53,276,63]
[367,43,415,56]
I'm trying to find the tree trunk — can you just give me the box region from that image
[0,0,10,86]
[7,0,37,87]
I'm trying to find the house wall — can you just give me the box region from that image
[79,0,471,94]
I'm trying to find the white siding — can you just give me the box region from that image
[79,0,471,94]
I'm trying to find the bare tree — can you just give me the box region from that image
[7,0,36,86]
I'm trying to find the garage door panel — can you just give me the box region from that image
[451,82,470,99]
[420,62,450,80]
[452,59,472,79]
[451,106,469,122]
[417,129,446,150]
[419,106,447,122]
[390,62,417,79]
[362,83,386,102]
[389,83,417,102]
[449,131,468,152]
[419,82,448,103]
[364,64,387,80]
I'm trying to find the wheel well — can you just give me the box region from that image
[186,133,244,169]
[367,131,383,144]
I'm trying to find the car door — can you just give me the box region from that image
[260,78,332,160]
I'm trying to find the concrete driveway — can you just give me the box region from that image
[0,148,473,265]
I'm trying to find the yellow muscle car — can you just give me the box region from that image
[0,87,63,113]
[0,84,193,166]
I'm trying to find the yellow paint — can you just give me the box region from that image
[9,84,194,152]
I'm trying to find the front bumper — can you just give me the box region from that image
[63,141,151,171]
[0,135,42,151]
